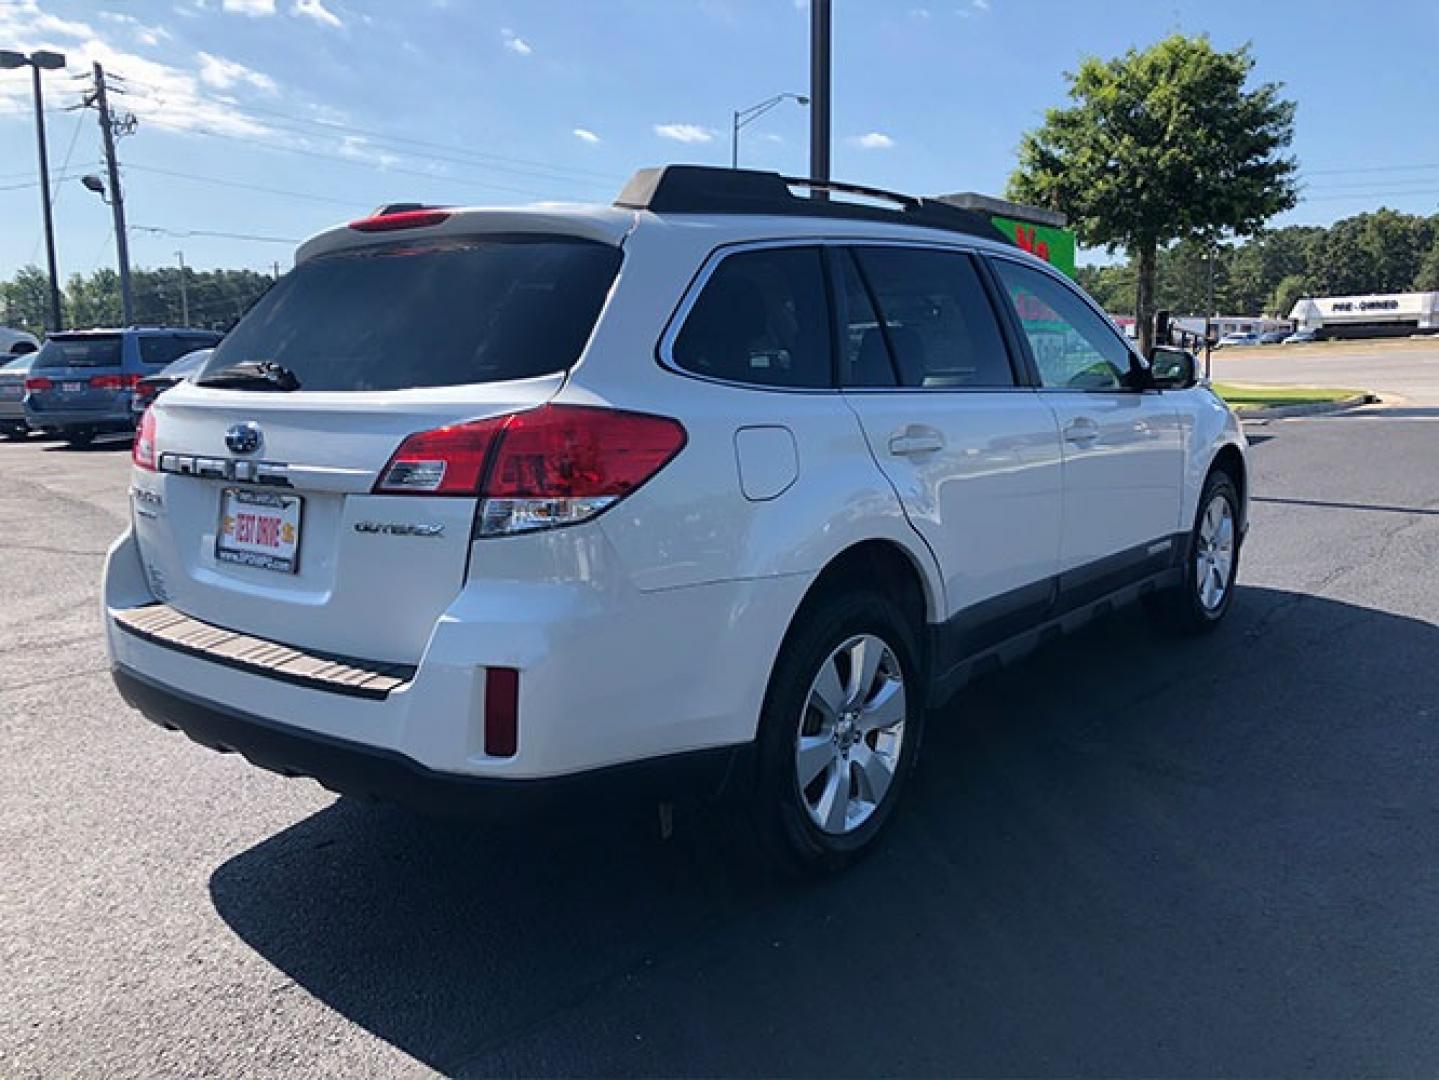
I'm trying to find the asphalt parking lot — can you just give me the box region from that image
[3,408,1439,1077]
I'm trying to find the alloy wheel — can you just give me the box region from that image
[794,633,907,835]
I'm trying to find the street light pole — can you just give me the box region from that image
[30,63,62,332]
[175,251,189,326]
[730,93,809,169]
[1,49,67,332]
[809,0,832,195]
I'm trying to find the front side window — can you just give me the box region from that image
[990,258,1135,391]
[833,250,896,388]
[850,247,1015,389]
[671,247,831,389]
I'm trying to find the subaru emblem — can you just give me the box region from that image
[225,421,262,455]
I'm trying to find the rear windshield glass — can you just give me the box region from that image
[34,335,123,369]
[140,334,221,368]
[197,236,622,392]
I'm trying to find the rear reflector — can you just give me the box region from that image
[373,404,687,537]
[484,667,519,757]
[24,376,52,392]
[348,209,451,232]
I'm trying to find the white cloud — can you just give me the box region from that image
[971,0,990,9]
[573,128,601,144]
[198,51,279,94]
[222,0,277,14]
[655,123,716,144]
[502,28,532,55]
[101,15,174,46]
[848,132,896,150]
[0,1,276,137]
[292,0,343,27]
[338,134,400,169]
[909,7,932,18]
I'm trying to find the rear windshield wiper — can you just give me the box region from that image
[197,359,301,391]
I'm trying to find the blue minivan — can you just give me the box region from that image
[24,328,222,446]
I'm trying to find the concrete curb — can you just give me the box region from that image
[1235,392,1380,420]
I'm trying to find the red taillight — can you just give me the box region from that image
[374,417,507,495]
[373,405,687,536]
[484,667,519,757]
[90,373,141,390]
[348,209,451,232]
[24,376,52,392]
[133,407,157,471]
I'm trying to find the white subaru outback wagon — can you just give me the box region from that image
[106,166,1247,872]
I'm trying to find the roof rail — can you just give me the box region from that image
[614,165,1010,244]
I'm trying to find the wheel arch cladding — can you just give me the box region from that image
[778,539,933,686]
[1211,443,1247,525]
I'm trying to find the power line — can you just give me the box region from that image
[122,162,363,209]
[150,125,594,201]
[117,80,623,189]
[131,224,301,244]
[1302,162,1439,178]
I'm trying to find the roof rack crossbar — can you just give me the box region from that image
[614,165,1010,245]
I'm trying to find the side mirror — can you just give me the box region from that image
[1148,345,1198,390]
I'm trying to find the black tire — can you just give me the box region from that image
[1,425,26,441]
[65,428,95,449]
[1147,469,1241,633]
[749,588,925,875]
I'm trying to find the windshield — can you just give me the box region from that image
[197,236,622,392]
[33,335,123,370]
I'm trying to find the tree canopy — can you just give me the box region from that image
[1075,209,1439,320]
[1009,34,1298,352]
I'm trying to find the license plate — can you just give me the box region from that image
[61,381,85,393]
[216,488,303,573]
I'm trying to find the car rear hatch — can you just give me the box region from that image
[130,224,624,665]
[26,333,126,414]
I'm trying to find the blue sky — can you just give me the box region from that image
[1,0,1437,280]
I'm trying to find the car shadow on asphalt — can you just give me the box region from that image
[209,586,1439,1077]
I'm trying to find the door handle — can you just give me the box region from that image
[888,425,945,457]
[1063,418,1100,446]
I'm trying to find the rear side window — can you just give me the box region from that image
[851,248,1015,389]
[671,247,832,389]
[33,335,122,369]
[140,334,220,368]
[199,237,621,392]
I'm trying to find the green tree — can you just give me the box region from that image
[1269,274,1309,320]
[1008,34,1298,354]
[0,266,52,337]
[1416,237,1439,292]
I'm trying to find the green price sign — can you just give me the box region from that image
[989,215,1076,278]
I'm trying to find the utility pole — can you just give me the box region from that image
[808,0,831,196]
[90,62,135,326]
[175,250,189,325]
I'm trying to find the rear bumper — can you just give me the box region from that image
[0,400,25,425]
[25,404,134,430]
[114,664,748,817]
